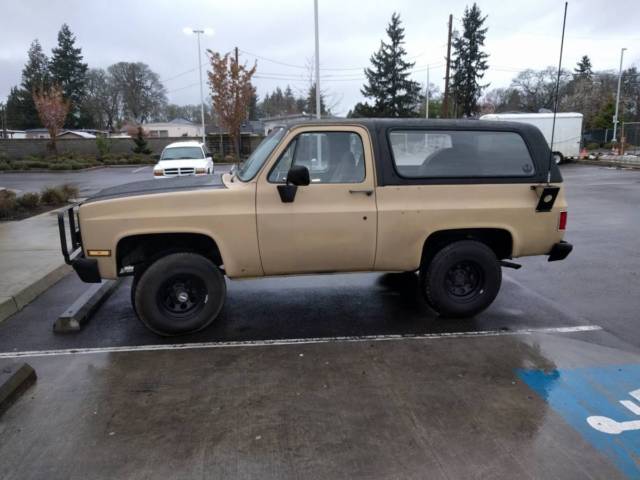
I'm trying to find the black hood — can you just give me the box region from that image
[85,175,226,203]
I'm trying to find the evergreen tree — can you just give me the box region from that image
[306,83,328,116]
[574,55,593,80]
[450,3,489,117]
[7,40,50,129]
[356,12,421,117]
[49,24,88,127]
[247,85,260,120]
[131,126,152,154]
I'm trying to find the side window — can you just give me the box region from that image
[268,131,365,184]
[389,130,535,178]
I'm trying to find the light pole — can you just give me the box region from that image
[184,27,214,145]
[612,47,627,145]
[314,0,321,120]
[425,65,430,119]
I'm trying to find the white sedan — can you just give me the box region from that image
[153,141,214,178]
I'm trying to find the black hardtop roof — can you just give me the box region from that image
[281,117,541,135]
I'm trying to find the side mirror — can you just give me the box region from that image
[278,165,310,203]
[286,165,310,186]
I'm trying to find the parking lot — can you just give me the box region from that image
[0,164,639,479]
[0,164,233,197]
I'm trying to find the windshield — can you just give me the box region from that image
[161,146,204,160]
[237,127,286,181]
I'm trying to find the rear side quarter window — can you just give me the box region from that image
[389,130,536,178]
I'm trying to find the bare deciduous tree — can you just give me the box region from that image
[33,85,70,154]
[207,51,256,159]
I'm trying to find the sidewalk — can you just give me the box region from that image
[0,209,70,322]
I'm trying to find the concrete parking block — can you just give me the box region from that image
[0,297,18,322]
[53,279,120,333]
[0,362,36,416]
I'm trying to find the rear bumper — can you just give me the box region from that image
[548,241,573,262]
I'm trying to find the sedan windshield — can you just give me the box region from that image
[161,147,204,160]
[237,128,286,181]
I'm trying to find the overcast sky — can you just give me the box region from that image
[1,0,639,116]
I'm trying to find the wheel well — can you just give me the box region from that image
[421,228,513,267]
[117,233,223,275]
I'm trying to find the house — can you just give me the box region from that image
[0,129,26,139]
[24,128,50,139]
[143,118,203,138]
[57,130,97,139]
[206,120,265,136]
[262,113,314,135]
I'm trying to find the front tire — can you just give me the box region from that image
[421,240,501,318]
[134,252,226,336]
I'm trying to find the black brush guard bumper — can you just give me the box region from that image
[58,206,101,283]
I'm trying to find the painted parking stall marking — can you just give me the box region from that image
[0,324,601,359]
[518,364,640,479]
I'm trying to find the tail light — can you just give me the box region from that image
[559,211,568,230]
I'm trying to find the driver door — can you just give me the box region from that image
[256,126,377,275]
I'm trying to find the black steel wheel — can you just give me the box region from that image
[134,252,226,336]
[421,240,501,318]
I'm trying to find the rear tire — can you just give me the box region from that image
[134,252,226,336]
[553,152,563,165]
[421,240,501,318]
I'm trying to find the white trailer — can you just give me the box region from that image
[480,112,583,164]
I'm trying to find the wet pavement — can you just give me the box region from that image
[0,164,639,479]
[0,164,232,197]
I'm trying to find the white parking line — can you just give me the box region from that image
[132,166,149,173]
[0,325,602,359]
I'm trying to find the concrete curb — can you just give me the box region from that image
[0,263,71,324]
[54,279,121,333]
[573,159,640,170]
[0,362,37,415]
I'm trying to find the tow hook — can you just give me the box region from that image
[500,260,522,269]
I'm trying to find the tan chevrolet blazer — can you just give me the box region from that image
[59,119,572,336]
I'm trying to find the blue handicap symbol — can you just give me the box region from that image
[518,363,640,479]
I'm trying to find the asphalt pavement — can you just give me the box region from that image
[0,163,639,479]
[0,164,232,197]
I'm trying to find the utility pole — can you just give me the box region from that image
[195,30,206,145]
[1,103,6,139]
[314,0,321,120]
[442,14,453,119]
[425,66,430,119]
[612,47,627,145]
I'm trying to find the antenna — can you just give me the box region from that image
[547,2,568,184]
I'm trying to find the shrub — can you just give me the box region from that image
[16,192,40,209]
[0,190,17,218]
[61,184,79,200]
[40,186,66,205]
[96,136,111,158]
[586,142,600,151]
[224,154,235,163]
[0,161,10,171]
[213,153,222,162]
[49,163,72,170]
[603,142,613,149]
[26,160,50,169]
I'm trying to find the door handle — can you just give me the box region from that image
[349,189,373,196]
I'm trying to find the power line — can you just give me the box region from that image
[162,67,199,83]
[165,82,200,94]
